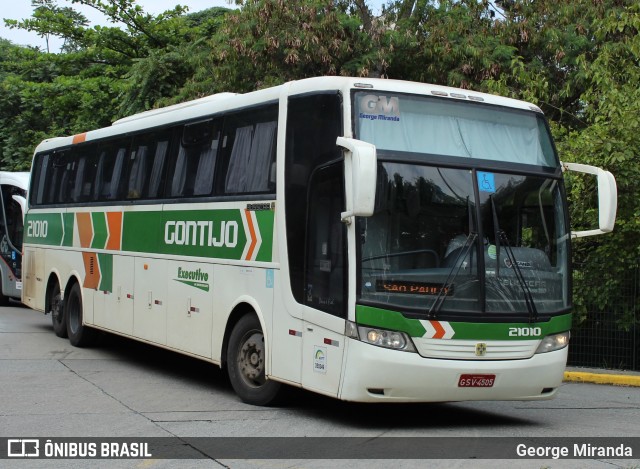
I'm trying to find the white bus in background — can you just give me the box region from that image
[22,77,616,405]
[0,171,29,305]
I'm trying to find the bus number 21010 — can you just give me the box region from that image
[508,327,542,337]
[27,220,48,238]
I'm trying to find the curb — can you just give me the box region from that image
[563,371,640,387]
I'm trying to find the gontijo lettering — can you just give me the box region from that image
[164,220,238,248]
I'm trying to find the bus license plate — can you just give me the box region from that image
[458,374,495,387]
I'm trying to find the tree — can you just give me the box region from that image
[4,0,89,53]
[555,3,640,324]
[119,7,232,115]
[0,0,218,169]
[381,0,514,88]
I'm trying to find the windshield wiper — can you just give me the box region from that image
[428,231,478,318]
[490,196,538,322]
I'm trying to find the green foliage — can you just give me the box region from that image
[1,0,639,325]
[384,0,511,88]
[174,0,382,99]
[556,3,640,325]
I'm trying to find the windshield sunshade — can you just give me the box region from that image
[355,92,557,167]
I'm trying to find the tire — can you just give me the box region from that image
[227,314,281,406]
[65,282,96,347]
[0,292,9,307]
[0,266,9,306]
[48,282,67,338]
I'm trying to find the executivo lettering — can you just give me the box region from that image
[164,220,238,248]
[177,267,209,282]
[175,267,210,292]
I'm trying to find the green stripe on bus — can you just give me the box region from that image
[440,314,572,340]
[62,213,74,247]
[24,213,65,246]
[97,253,113,292]
[91,212,108,249]
[120,208,274,261]
[355,305,427,337]
[254,209,274,262]
[121,211,161,253]
[27,208,275,262]
[355,304,572,340]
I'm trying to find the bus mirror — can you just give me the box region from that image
[12,195,27,221]
[561,161,617,238]
[336,137,377,223]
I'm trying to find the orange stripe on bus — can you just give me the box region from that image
[76,212,93,248]
[72,133,87,144]
[244,210,257,261]
[82,252,100,289]
[105,212,123,250]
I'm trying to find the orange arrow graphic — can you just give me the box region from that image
[430,320,446,339]
[244,209,258,261]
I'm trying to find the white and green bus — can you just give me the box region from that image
[22,77,616,405]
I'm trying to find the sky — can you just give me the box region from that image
[1,0,387,52]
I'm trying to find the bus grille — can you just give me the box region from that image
[412,338,539,360]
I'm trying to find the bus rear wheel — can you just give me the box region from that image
[65,282,96,347]
[227,314,281,406]
[48,282,67,338]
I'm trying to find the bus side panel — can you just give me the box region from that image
[166,260,214,358]
[133,257,168,345]
[104,256,134,335]
[269,269,303,385]
[22,247,44,311]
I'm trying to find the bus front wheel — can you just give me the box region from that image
[227,314,281,406]
[65,282,96,347]
[48,282,67,338]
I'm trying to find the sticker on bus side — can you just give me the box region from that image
[313,346,327,374]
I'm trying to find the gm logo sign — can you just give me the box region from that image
[359,95,400,116]
[7,439,40,457]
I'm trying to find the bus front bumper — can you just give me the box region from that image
[338,338,568,402]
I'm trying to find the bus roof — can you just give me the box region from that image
[32,76,543,154]
[0,171,30,191]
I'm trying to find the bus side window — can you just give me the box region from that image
[31,153,50,206]
[147,140,169,198]
[128,129,173,200]
[70,143,98,203]
[169,120,219,198]
[46,151,72,205]
[219,105,278,195]
[95,138,131,201]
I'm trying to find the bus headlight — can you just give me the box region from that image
[356,325,416,352]
[535,331,570,354]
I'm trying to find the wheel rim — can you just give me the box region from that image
[68,293,80,334]
[236,330,266,388]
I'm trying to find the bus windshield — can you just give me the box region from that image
[358,163,570,316]
[354,92,557,167]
